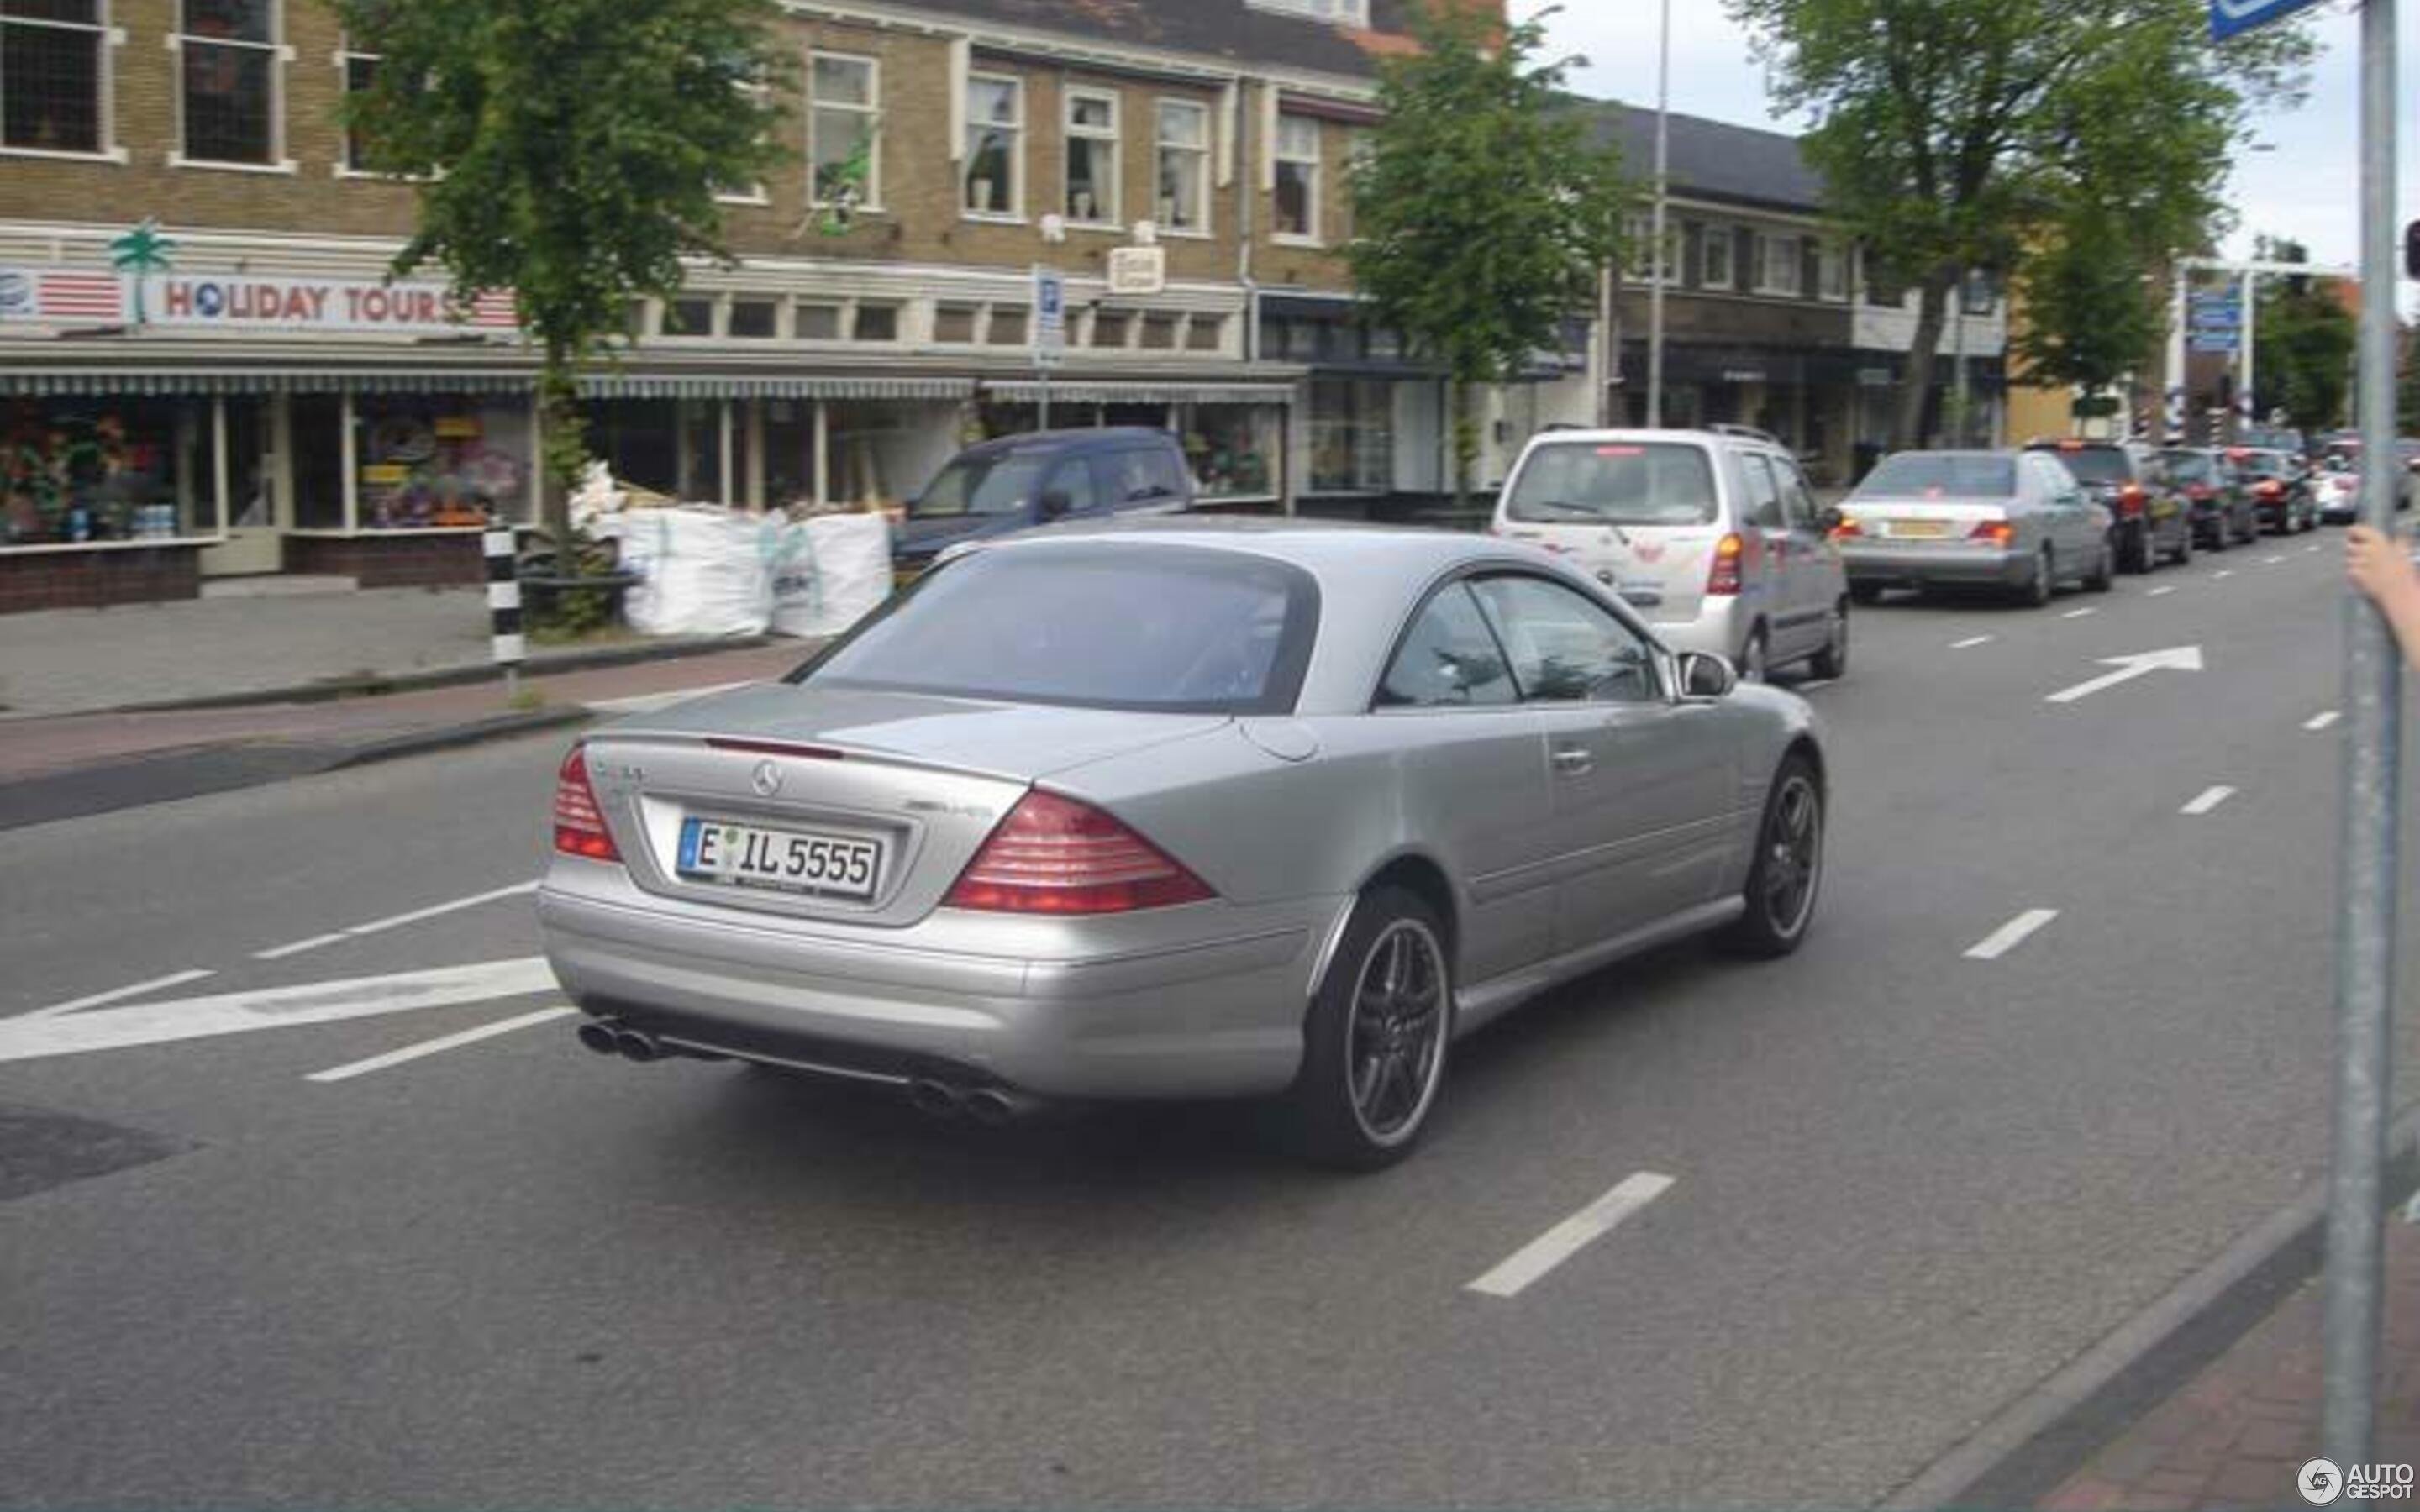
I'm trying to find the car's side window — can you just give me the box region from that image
[1142,445,1189,501]
[1773,455,1820,528]
[1376,583,1518,709]
[1739,453,1786,529]
[1470,575,1662,706]
[1050,459,1099,514]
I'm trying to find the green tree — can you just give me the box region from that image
[1348,3,1624,507]
[1726,0,2311,449]
[336,0,788,537]
[2249,237,2355,437]
[2009,206,2162,422]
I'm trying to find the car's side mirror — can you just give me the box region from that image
[1038,488,1073,520]
[1679,651,1738,701]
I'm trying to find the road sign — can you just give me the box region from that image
[2209,0,2323,39]
[1031,265,1066,362]
[2190,331,2243,354]
[1106,245,1166,297]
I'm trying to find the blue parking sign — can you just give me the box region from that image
[2210,0,2322,40]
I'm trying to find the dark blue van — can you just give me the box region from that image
[893,428,1195,576]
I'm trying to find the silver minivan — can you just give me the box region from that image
[1490,428,1849,681]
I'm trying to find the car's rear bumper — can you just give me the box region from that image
[537,860,1347,1100]
[1646,596,1749,660]
[1839,543,2031,587]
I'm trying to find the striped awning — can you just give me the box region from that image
[578,375,975,401]
[0,370,533,396]
[981,380,1297,406]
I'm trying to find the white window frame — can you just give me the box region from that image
[1624,211,1678,286]
[1758,231,1802,297]
[807,50,881,213]
[1272,111,1321,244]
[1816,240,1848,302]
[1155,97,1212,237]
[0,1,126,163]
[1244,0,1370,24]
[715,74,773,206]
[1700,223,1734,291]
[169,0,295,174]
[961,71,1024,222]
[1062,87,1119,227]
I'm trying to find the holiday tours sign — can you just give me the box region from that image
[150,275,519,334]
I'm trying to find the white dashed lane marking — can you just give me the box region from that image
[2181,786,2237,816]
[1466,1173,1677,1299]
[306,1006,577,1084]
[1965,910,2060,962]
[2307,711,2344,732]
[2149,586,2177,597]
[23,969,215,1021]
[1952,635,1996,650]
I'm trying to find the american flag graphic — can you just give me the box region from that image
[39,271,124,321]
[464,291,519,329]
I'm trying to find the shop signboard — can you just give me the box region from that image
[150,276,518,334]
[1033,265,1066,369]
[1107,246,1167,297]
[0,267,126,323]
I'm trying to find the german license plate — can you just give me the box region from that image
[678,816,882,899]
[1891,519,1950,538]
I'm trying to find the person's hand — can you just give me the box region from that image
[2346,525,2420,616]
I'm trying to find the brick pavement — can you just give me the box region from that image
[2040,1216,2420,1511]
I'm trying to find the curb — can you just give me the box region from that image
[1881,1103,2420,1510]
[65,633,781,717]
[325,705,592,769]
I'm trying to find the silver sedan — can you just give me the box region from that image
[538,520,1828,1168]
[1839,449,2118,606]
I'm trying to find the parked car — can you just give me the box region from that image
[1834,449,2115,606]
[2159,447,2260,549]
[891,428,1194,582]
[2022,438,2190,573]
[1490,428,1849,683]
[540,521,1828,1169]
[2316,456,2363,526]
[2228,448,2318,533]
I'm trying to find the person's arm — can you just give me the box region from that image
[2345,524,2420,672]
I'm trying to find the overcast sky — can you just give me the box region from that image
[1516,0,2412,305]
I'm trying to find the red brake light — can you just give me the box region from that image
[2257,480,2283,498]
[1830,512,1863,540]
[552,745,621,863]
[1969,519,2015,545]
[2116,484,2146,515]
[1707,532,1746,595]
[944,790,1214,915]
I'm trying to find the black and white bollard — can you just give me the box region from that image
[484,528,523,699]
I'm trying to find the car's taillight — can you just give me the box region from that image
[1969,519,2015,546]
[1707,533,1746,595]
[2115,485,2147,515]
[1830,512,1863,539]
[2257,480,2283,499]
[943,790,1214,915]
[552,745,621,863]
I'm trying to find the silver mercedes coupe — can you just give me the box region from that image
[538,519,1827,1168]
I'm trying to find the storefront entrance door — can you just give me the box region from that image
[200,397,285,576]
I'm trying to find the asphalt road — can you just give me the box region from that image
[8,531,2420,1509]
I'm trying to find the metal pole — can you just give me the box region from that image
[2238,268,2258,442]
[2165,263,2188,443]
[1645,0,1670,429]
[1952,274,1970,445]
[2323,0,2401,1469]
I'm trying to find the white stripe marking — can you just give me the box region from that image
[487,581,523,612]
[587,680,755,716]
[2262,555,2287,566]
[306,1006,576,1084]
[1951,635,1996,650]
[2181,785,2237,816]
[492,633,526,663]
[1965,909,2060,962]
[2306,710,2344,732]
[254,933,350,961]
[2062,607,2096,619]
[1797,679,1835,692]
[2308,544,2323,554]
[342,880,539,939]
[0,958,559,1065]
[1465,1173,1676,1299]
[2214,570,2235,580]
[24,968,215,1021]
[2149,585,2177,597]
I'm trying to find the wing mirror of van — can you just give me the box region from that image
[1678,651,1738,700]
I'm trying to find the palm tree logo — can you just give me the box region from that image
[108,218,178,326]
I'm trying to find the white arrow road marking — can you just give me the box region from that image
[1965,910,2060,961]
[1466,1173,1676,1299]
[249,880,539,962]
[2181,785,2237,816]
[1952,635,1996,650]
[255,934,349,962]
[2307,710,2344,732]
[306,1006,576,1084]
[0,958,559,1065]
[24,969,215,1022]
[2044,646,2205,705]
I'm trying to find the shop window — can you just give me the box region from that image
[764,398,813,508]
[934,305,979,344]
[1308,378,1392,494]
[354,395,531,529]
[1155,99,1209,233]
[667,297,716,338]
[1139,313,1180,350]
[808,52,879,210]
[1065,88,1118,225]
[852,303,898,343]
[797,303,841,340]
[291,393,344,528]
[729,299,780,339]
[178,0,278,166]
[1181,403,1279,501]
[987,306,1028,345]
[964,73,1022,218]
[1274,113,1321,241]
[1,396,208,544]
[3,0,107,155]
[1186,314,1225,352]
[1090,311,1131,349]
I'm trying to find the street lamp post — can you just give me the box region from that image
[1645,0,1670,429]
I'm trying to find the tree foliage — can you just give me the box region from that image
[336,0,789,529]
[2009,207,2162,404]
[1725,0,2312,448]
[2249,237,2356,437]
[1348,3,1624,505]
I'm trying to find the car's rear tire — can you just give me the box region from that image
[1739,627,1770,684]
[1720,755,1824,959]
[2170,522,2193,566]
[1810,599,1849,680]
[2129,522,2160,574]
[2021,546,2055,607]
[2206,516,2228,552]
[2086,538,2116,592]
[1286,887,1453,1172]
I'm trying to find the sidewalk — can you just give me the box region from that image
[2037,1216,2420,1511]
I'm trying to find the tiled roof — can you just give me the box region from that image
[884,0,1409,79]
[1581,102,1827,214]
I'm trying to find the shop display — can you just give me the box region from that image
[1,403,187,545]
[355,398,529,529]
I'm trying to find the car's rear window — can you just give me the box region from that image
[2032,446,2131,486]
[1855,454,2016,499]
[795,543,1319,716]
[1503,441,1720,526]
[2160,451,2217,483]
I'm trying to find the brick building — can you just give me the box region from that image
[0,0,1591,610]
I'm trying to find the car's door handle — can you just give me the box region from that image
[1549,746,1595,775]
